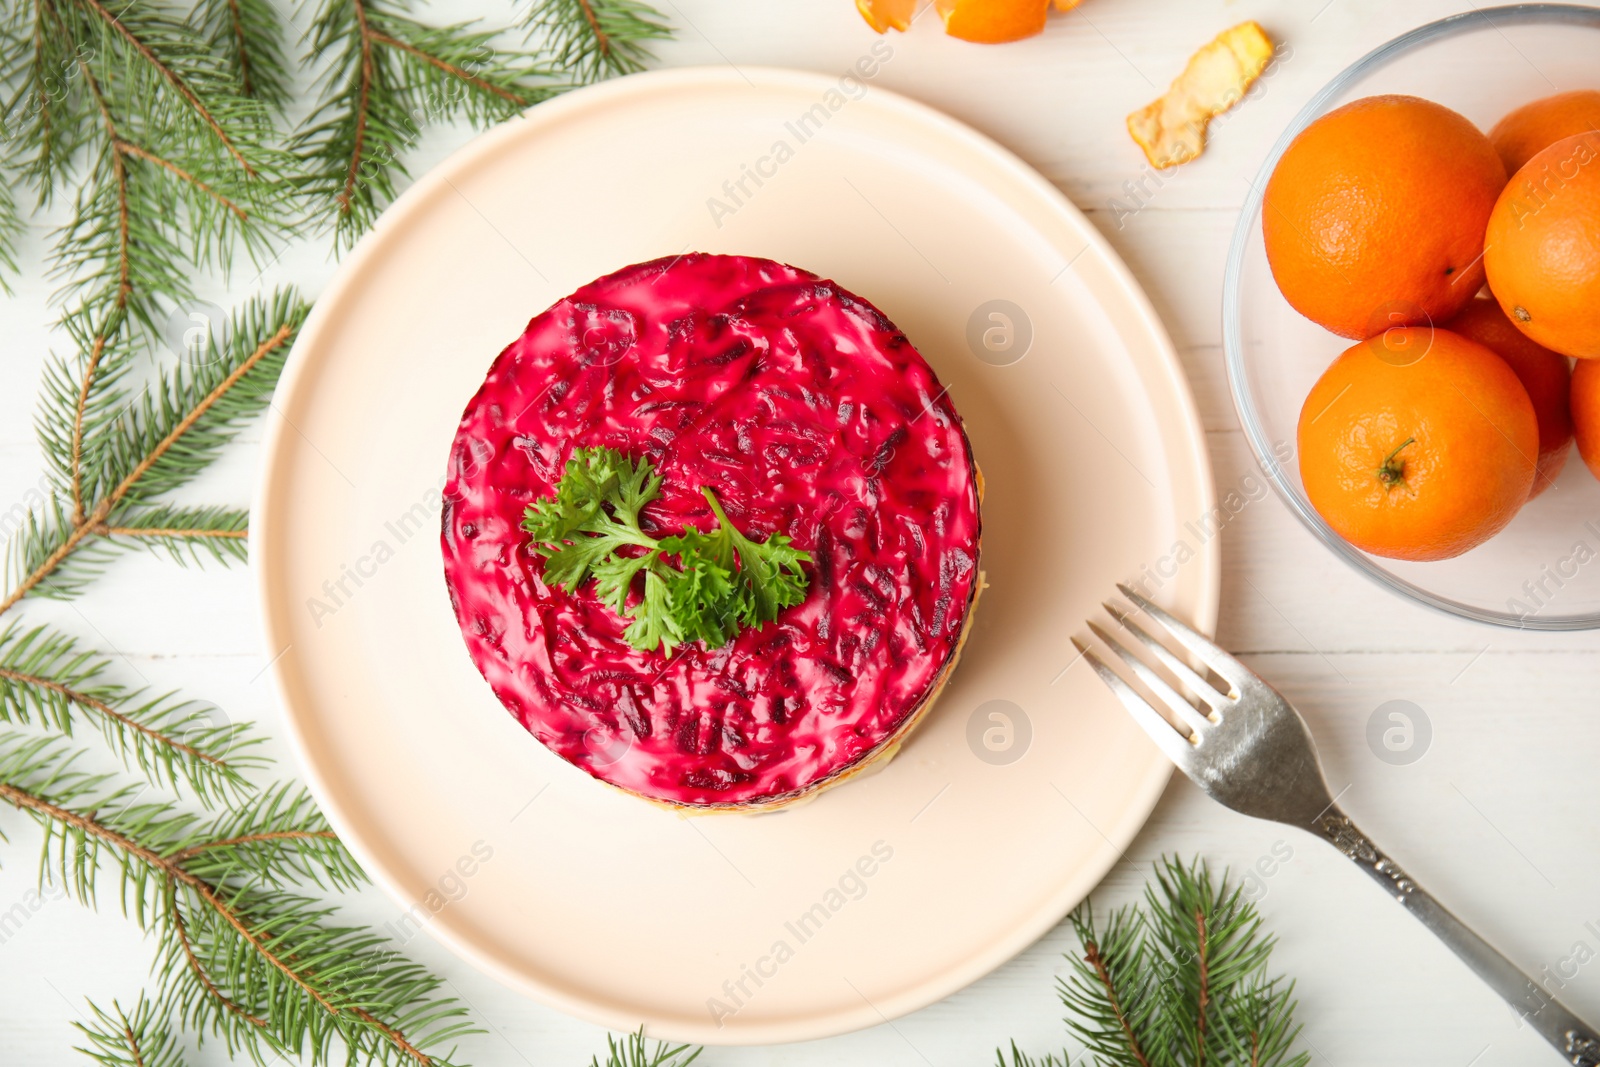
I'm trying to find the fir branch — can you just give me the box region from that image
[1139,858,1294,1066]
[92,288,306,507]
[1062,902,1159,1067]
[3,492,126,603]
[0,732,475,1067]
[1048,857,1310,1067]
[194,0,291,106]
[371,21,549,112]
[75,0,253,173]
[0,169,23,284]
[521,0,671,86]
[6,289,308,615]
[1221,978,1304,1067]
[165,780,358,892]
[996,1041,1071,1067]
[67,325,112,521]
[0,621,261,804]
[592,1029,701,1067]
[0,0,91,204]
[8,0,292,339]
[94,504,251,567]
[6,0,295,623]
[74,994,189,1067]
[35,306,136,512]
[297,0,557,250]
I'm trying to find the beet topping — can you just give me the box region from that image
[441,253,980,807]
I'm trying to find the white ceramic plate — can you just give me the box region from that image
[254,66,1217,1045]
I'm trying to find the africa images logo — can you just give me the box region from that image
[705,840,894,1027]
[704,41,894,229]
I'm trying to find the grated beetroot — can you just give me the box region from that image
[441,254,980,807]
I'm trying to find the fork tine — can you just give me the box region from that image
[1115,583,1252,690]
[1102,602,1230,711]
[1088,621,1214,736]
[1073,638,1197,768]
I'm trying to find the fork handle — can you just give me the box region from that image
[1315,808,1600,1066]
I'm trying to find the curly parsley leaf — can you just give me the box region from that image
[540,529,633,590]
[523,447,810,652]
[592,552,654,616]
[696,488,811,627]
[622,570,680,652]
[656,542,735,647]
[522,447,625,542]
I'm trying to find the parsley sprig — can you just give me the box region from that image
[523,448,811,652]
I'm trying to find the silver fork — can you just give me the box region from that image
[1077,583,1600,1067]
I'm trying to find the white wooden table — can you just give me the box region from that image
[3,1,1598,1063]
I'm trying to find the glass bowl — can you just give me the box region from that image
[1224,4,1600,631]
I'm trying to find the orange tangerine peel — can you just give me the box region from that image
[936,0,1050,43]
[858,0,1065,43]
[856,0,916,33]
[1127,21,1274,169]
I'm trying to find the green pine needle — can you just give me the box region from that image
[996,1041,1072,1067]
[0,731,477,1067]
[0,0,94,206]
[194,0,293,106]
[0,621,263,805]
[522,0,672,86]
[593,1029,701,1067]
[96,504,250,567]
[9,288,308,614]
[0,174,22,286]
[1035,855,1310,1067]
[5,0,293,336]
[90,287,309,506]
[35,306,136,499]
[296,0,560,251]
[1061,894,1161,1067]
[3,492,126,603]
[74,994,189,1067]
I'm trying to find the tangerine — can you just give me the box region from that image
[1572,358,1600,479]
[1484,130,1600,359]
[1264,95,1507,339]
[1298,328,1537,561]
[1445,296,1573,497]
[1489,89,1600,174]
